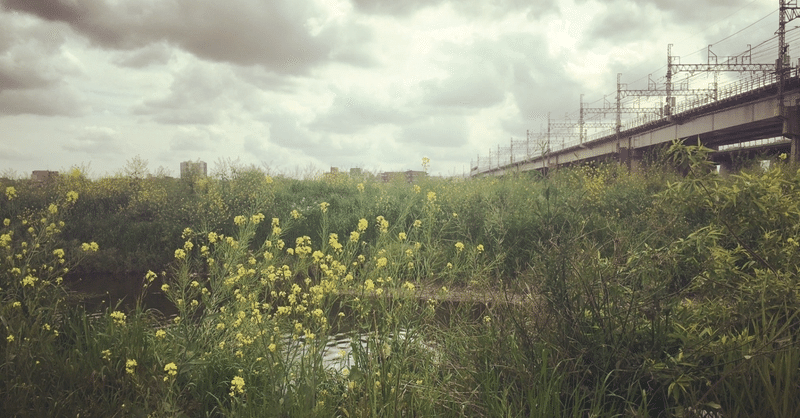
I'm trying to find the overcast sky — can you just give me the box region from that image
[0,0,780,178]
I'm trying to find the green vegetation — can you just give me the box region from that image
[1,145,799,417]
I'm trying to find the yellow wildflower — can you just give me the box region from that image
[357,218,368,232]
[230,376,245,396]
[164,362,178,380]
[156,329,166,339]
[455,242,464,252]
[5,186,16,200]
[174,249,186,259]
[66,190,79,203]
[125,359,137,375]
[251,213,265,224]
[21,275,38,287]
[110,311,126,326]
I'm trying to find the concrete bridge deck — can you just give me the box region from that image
[475,76,800,176]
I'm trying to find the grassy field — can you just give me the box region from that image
[1,143,799,417]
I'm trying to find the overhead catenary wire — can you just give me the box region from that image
[475,3,792,174]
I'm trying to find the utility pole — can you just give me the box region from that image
[779,0,800,162]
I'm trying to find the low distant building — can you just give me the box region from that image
[31,170,58,183]
[379,170,427,183]
[180,161,207,179]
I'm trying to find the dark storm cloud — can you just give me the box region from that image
[2,0,373,75]
[0,11,83,115]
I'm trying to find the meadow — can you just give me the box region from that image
[1,142,799,417]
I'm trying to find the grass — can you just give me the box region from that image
[1,147,800,416]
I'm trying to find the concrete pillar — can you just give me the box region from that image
[784,104,800,163]
[618,147,643,172]
[717,160,732,176]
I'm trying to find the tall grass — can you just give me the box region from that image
[2,148,799,416]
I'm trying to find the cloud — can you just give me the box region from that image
[0,87,87,116]
[132,63,242,125]
[112,42,173,68]
[310,88,413,134]
[2,0,373,75]
[62,126,122,154]
[168,126,222,153]
[420,66,506,109]
[399,115,468,147]
[352,0,557,18]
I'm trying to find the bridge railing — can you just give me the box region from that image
[473,70,788,175]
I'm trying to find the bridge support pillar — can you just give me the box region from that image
[717,160,732,176]
[785,105,800,163]
[619,147,642,172]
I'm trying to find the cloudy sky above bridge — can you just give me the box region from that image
[0,0,779,177]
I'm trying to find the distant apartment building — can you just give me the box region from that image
[180,160,207,178]
[31,170,59,183]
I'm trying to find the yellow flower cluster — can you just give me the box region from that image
[125,359,137,375]
[5,186,16,200]
[230,375,245,396]
[163,362,177,381]
[328,233,343,253]
[110,311,127,326]
[81,242,99,252]
[21,275,38,287]
[376,216,389,234]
